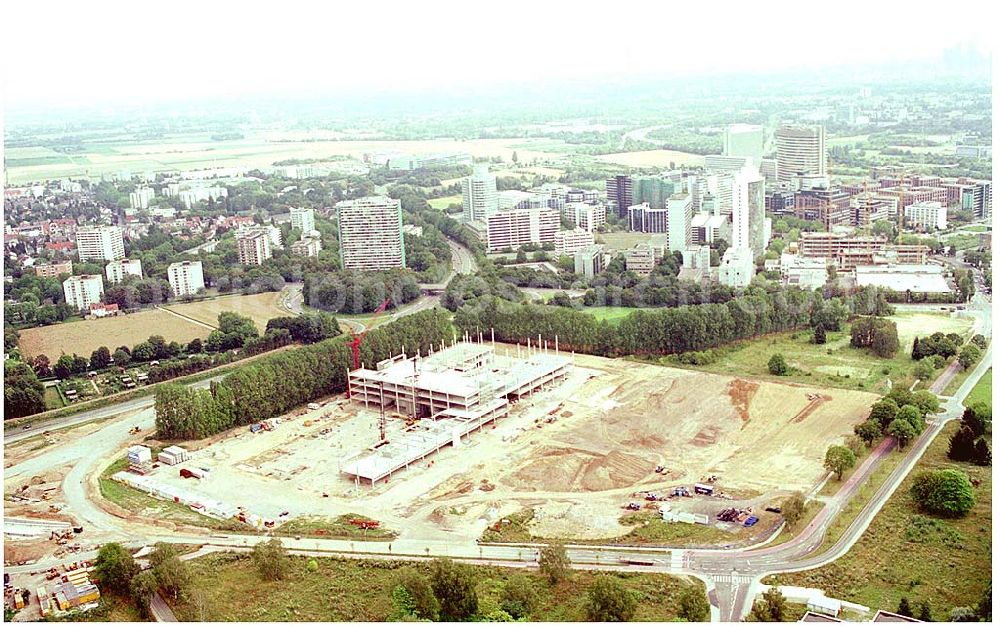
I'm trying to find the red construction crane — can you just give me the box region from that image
[349,298,392,371]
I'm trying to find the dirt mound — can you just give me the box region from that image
[580,450,651,491]
[727,379,759,422]
[690,425,722,447]
[507,447,653,492]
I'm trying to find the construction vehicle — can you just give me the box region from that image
[129,426,141,435]
[625,502,641,511]
[672,486,691,498]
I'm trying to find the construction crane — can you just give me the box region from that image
[349,298,393,371]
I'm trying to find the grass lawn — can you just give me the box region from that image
[43,386,66,410]
[69,592,147,622]
[594,231,652,250]
[580,306,637,324]
[169,552,702,622]
[660,311,972,394]
[964,368,991,410]
[428,195,461,210]
[276,514,397,541]
[765,422,991,620]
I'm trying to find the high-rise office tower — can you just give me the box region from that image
[776,124,827,182]
[732,164,767,255]
[605,175,633,218]
[461,165,498,222]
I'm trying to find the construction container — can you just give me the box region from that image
[694,483,714,496]
[157,446,190,465]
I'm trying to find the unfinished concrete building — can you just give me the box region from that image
[341,340,572,485]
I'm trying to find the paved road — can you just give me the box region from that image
[150,593,178,622]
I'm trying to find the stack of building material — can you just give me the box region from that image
[127,446,152,474]
[157,446,190,465]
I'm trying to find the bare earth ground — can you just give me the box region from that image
[103,347,877,543]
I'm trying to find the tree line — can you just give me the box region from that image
[154,309,452,440]
[454,286,888,359]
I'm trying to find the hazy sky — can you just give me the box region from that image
[3,0,994,110]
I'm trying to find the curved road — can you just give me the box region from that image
[4,287,989,622]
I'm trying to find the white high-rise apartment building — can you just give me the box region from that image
[565,202,607,232]
[554,228,595,257]
[289,207,315,233]
[667,193,693,253]
[776,124,827,182]
[237,231,272,266]
[76,226,125,262]
[485,207,559,252]
[63,274,105,311]
[904,201,947,231]
[167,260,205,297]
[336,196,406,270]
[723,124,764,167]
[732,165,767,255]
[461,165,498,223]
[129,187,155,210]
[105,258,143,284]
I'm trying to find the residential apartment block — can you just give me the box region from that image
[76,225,125,262]
[485,207,559,253]
[105,258,143,284]
[63,274,105,311]
[167,260,205,297]
[336,196,406,270]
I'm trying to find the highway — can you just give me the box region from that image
[3,270,989,621]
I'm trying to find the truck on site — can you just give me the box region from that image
[694,483,714,496]
[307,403,320,410]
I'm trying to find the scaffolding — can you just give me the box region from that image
[341,340,571,485]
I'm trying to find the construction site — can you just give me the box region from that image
[80,342,879,543]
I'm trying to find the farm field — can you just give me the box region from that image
[17,292,290,358]
[5,134,566,185]
[965,368,992,410]
[17,309,209,359]
[669,311,972,393]
[766,422,991,620]
[595,149,705,168]
[170,552,701,622]
[163,291,288,332]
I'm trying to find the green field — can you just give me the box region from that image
[580,306,636,324]
[428,195,462,210]
[169,552,703,622]
[43,386,66,410]
[765,422,991,620]
[965,369,992,410]
[656,311,972,393]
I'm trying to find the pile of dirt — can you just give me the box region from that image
[4,540,50,565]
[727,379,759,422]
[507,447,653,492]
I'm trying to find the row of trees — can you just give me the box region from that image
[453,286,877,358]
[154,309,452,440]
